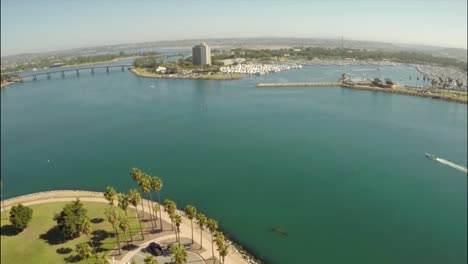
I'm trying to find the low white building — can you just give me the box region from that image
[156,66,166,73]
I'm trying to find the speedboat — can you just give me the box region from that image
[425,153,436,160]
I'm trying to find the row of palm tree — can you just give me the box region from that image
[104,168,230,263]
[130,168,163,232]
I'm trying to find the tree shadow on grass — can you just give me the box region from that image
[56,247,73,254]
[92,229,112,252]
[0,225,18,236]
[64,254,81,263]
[39,226,67,245]
[90,217,104,224]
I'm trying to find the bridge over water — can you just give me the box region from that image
[19,64,134,81]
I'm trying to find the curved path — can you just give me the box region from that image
[1,190,247,264]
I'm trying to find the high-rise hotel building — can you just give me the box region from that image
[192,42,211,65]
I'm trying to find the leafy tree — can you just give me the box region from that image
[184,205,197,244]
[196,213,207,249]
[206,219,219,261]
[75,242,92,264]
[104,186,117,205]
[171,243,188,264]
[9,204,33,232]
[53,199,88,239]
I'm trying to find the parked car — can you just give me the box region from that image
[147,242,163,256]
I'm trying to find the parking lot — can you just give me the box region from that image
[130,251,206,264]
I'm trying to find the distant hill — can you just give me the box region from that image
[2,38,466,68]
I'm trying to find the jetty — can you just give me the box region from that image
[257,82,340,87]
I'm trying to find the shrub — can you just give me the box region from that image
[9,204,33,232]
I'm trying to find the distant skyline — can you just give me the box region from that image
[1,0,467,56]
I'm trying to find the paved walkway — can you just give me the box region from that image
[1,190,246,264]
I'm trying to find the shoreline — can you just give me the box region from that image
[1,190,258,264]
[130,67,245,80]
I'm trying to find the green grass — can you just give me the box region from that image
[1,201,141,264]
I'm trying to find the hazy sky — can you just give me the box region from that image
[1,0,467,56]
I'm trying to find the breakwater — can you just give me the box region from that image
[257,82,340,87]
[256,82,467,104]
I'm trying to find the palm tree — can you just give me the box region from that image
[130,168,145,217]
[118,213,131,244]
[104,207,121,255]
[139,174,155,231]
[75,242,92,264]
[163,199,176,231]
[104,186,117,206]
[152,204,160,229]
[218,242,229,264]
[174,213,182,243]
[171,243,188,264]
[151,176,163,230]
[81,219,95,253]
[128,189,144,240]
[94,252,110,264]
[117,193,130,216]
[184,205,197,244]
[214,231,225,260]
[196,213,207,249]
[0,180,6,220]
[206,219,218,262]
[144,255,159,264]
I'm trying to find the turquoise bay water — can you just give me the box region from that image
[1,65,467,263]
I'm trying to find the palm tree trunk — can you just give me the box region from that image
[140,199,145,218]
[136,211,144,240]
[112,223,121,255]
[191,220,194,244]
[146,194,154,231]
[200,229,203,249]
[157,191,163,231]
[148,191,156,231]
[88,234,96,254]
[211,234,215,263]
[174,226,178,243]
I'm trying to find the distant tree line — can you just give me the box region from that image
[212,47,467,72]
[4,51,161,73]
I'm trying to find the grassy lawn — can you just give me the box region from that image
[1,201,141,264]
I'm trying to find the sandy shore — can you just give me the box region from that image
[1,190,252,264]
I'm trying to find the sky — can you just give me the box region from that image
[1,0,467,56]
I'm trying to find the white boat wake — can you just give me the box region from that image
[434,157,468,174]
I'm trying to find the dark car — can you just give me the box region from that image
[147,242,163,256]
